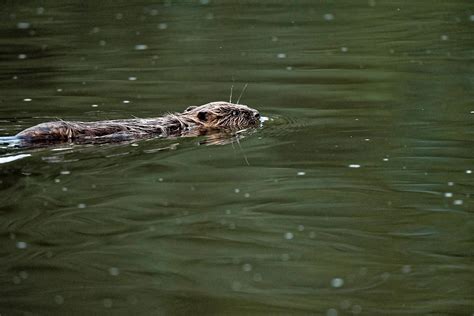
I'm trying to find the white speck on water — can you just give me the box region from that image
[277,53,287,59]
[77,203,86,209]
[60,171,70,175]
[323,13,334,21]
[109,267,120,276]
[297,171,306,176]
[62,187,68,192]
[91,104,99,108]
[453,199,463,206]
[0,154,32,164]
[234,188,240,194]
[103,298,113,308]
[348,164,361,168]
[115,13,123,20]
[225,209,231,215]
[123,100,130,104]
[17,22,30,29]
[242,263,252,272]
[444,192,453,198]
[231,281,242,291]
[352,305,362,314]
[383,158,389,161]
[331,277,344,288]
[271,36,278,42]
[134,44,148,50]
[441,35,449,41]
[448,181,454,186]
[341,47,348,53]
[253,273,262,282]
[37,7,45,15]
[16,241,27,249]
[297,225,305,232]
[401,265,411,273]
[99,40,106,46]
[326,308,338,316]
[284,232,294,240]
[128,76,137,81]
[12,75,18,80]
[54,179,60,183]
[158,23,168,30]
[54,295,64,305]
[131,143,139,147]
[466,170,472,174]
[13,276,21,284]
[18,54,27,59]
[158,177,163,182]
[244,193,250,198]
[57,88,63,92]
[470,15,474,22]
[364,138,370,141]
[286,66,293,71]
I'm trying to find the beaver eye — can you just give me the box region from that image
[232,110,239,116]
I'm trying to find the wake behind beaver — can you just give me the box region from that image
[2,101,260,147]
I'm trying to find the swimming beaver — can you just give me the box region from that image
[12,101,260,144]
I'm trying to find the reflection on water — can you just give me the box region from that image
[1,1,473,315]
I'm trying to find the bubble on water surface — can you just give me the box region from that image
[297,171,305,176]
[284,232,294,240]
[54,295,64,305]
[17,22,30,29]
[401,265,411,273]
[134,44,148,50]
[448,181,454,186]
[441,35,449,41]
[348,164,361,168]
[298,225,304,231]
[277,53,287,59]
[368,0,376,6]
[383,158,389,161]
[128,76,137,81]
[331,277,344,288]
[242,263,252,272]
[77,203,86,209]
[340,300,351,309]
[234,188,240,193]
[341,47,348,53]
[16,241,27,249]
[244,193,250,198]
[62,187,68,192]
[123,100,130,104]
[115,13,123,20]
[470,15,474,21]
[323,13,334,21]
[158,23,168,30]
[18,54,27,59]
[326,308,338,316]
[99,40,106,46]
[466,170,472,174]
[109,267,120,276]
[444,192,453,198]
[60,171,70,175]
[91,104,99,108]
[231,281,242,291]
[103,298,113,308]
[453,199,463,205]
[37,7,45,15]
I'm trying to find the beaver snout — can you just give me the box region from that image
[253,111,260,119]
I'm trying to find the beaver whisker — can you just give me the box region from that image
[229,85,233,103]
[236,83,248,105]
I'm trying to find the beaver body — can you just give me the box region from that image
[14,101,260,144]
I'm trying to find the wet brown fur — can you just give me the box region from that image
[16,101,260,142]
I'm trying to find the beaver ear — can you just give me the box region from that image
[185,106,197,112]
[197,111,208,122]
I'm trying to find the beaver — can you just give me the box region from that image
[10,101,260,145]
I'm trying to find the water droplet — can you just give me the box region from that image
[323,13,334,21]
[348,164,361,168]
[54,295,64,305]
[331,277,344,288]
[17,22,30,29]
[244,193,250,198]
[242,263,252,272]
[16,241,27,249]
[284,232,294,240]
[277,53,287,59]
[134,44,148,50]
[234,188,240,194]
[109,267,120,276]
[444,192,453,198]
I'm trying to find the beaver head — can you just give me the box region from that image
[183,101,260,130]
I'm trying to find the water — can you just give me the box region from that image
[1,1,473,315]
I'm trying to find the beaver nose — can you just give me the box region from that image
[253,112,260,119]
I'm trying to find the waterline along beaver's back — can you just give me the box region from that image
[13,101,260,144]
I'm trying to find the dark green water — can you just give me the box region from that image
[1,1,473,315]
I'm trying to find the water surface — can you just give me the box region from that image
[1,1,473,315]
